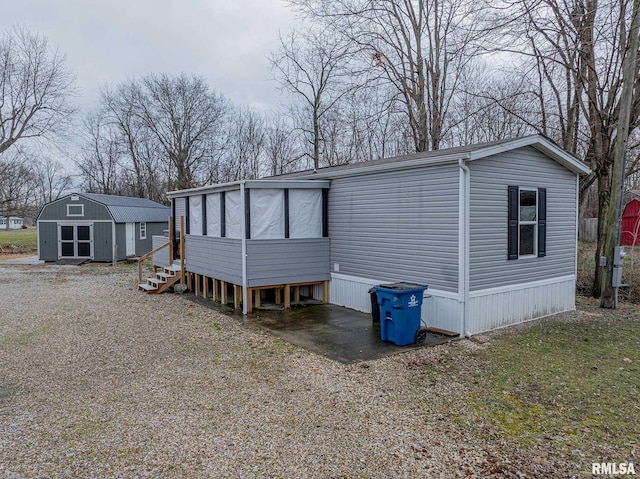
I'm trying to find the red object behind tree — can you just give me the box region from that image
[622,199,640,245]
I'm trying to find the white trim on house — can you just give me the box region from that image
[468,136,591,175]
[140,221,147,240]
[38,219,112,223]
[458,159,471,336]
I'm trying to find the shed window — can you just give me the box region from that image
[508,186,546,260]
[67,204,84,217]
[140,222,147,240]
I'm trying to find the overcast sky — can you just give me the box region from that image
[2,0,297,113]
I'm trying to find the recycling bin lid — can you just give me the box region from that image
[376,282,428,291]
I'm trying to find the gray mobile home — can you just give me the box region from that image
[38,193,170,262]
[157,135,589,335]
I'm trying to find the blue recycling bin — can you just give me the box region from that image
[372,282,428,346]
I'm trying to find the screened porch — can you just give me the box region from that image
[153,179,331,313]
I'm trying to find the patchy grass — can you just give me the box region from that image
[578,241,640,303]
[0,226,37,251]
[459,298,640,464]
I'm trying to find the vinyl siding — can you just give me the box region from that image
[246,238,330,287]
[328,164,460,292]
[185,236,242,285]
[39,196,111,221]
[38,222,58,261]
[468,146,577,290]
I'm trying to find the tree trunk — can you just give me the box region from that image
[600,0,640,308]
[592,168,610,297]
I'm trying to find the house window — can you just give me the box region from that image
[508,186,546,260]
[67,204,84,217]
[519,189,537,256]
[140,222,147,240]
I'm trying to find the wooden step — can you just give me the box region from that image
[148,277,166,287]
[157,272,174,280]
[138,283,157,292]
[165,264,182,273]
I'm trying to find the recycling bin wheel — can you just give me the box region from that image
[415,328,428,344]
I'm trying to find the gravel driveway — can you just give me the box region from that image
[0,263,552,478]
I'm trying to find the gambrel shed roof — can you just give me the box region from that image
[38,193,170,223]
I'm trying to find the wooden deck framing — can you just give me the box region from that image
[185,272,329,314]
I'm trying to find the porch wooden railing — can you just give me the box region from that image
[137,216,176,284]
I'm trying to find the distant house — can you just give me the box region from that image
[37,193,170,262]
[0,216,24,230]
[157,135,590,336]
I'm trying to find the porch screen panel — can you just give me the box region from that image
[225,190,242,239]
[189,196,202,236]
[289,189,323,238]
[206,193,221,237]
[250,189,284,239]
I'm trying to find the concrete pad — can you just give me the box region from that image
[250,304,453,364]
[0,255,43,265]
[187,295,454,364]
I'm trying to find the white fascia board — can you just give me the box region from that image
[167,179,331,199]
[469,135,591,175]
[300,154,464,180]
[167,181,243,198]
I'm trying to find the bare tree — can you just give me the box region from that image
[33,156,73,205]
[265,114,302,176]
[498,0,640,298]
[0,149,36,229]
[270,27,354,169]
[0,26,76,154]
[288,0,488,152]
[222,107,266,181]
[76,111,124,195]
[135,73,228,190]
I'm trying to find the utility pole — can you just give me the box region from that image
[600,0,640,308]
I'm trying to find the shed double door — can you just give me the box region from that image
[58,223,93,259]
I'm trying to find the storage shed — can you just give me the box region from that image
[156,135,590,336]
[37,193,170,262]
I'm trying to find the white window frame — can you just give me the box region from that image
[140,222,147,240]
[67,204,84,217]
[518,187,538,258]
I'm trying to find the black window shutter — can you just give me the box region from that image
[508,186,519,260]
[185,197,190,235]
[202,194,207,236]
[220,192,226,238]
[538,188,547,257]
